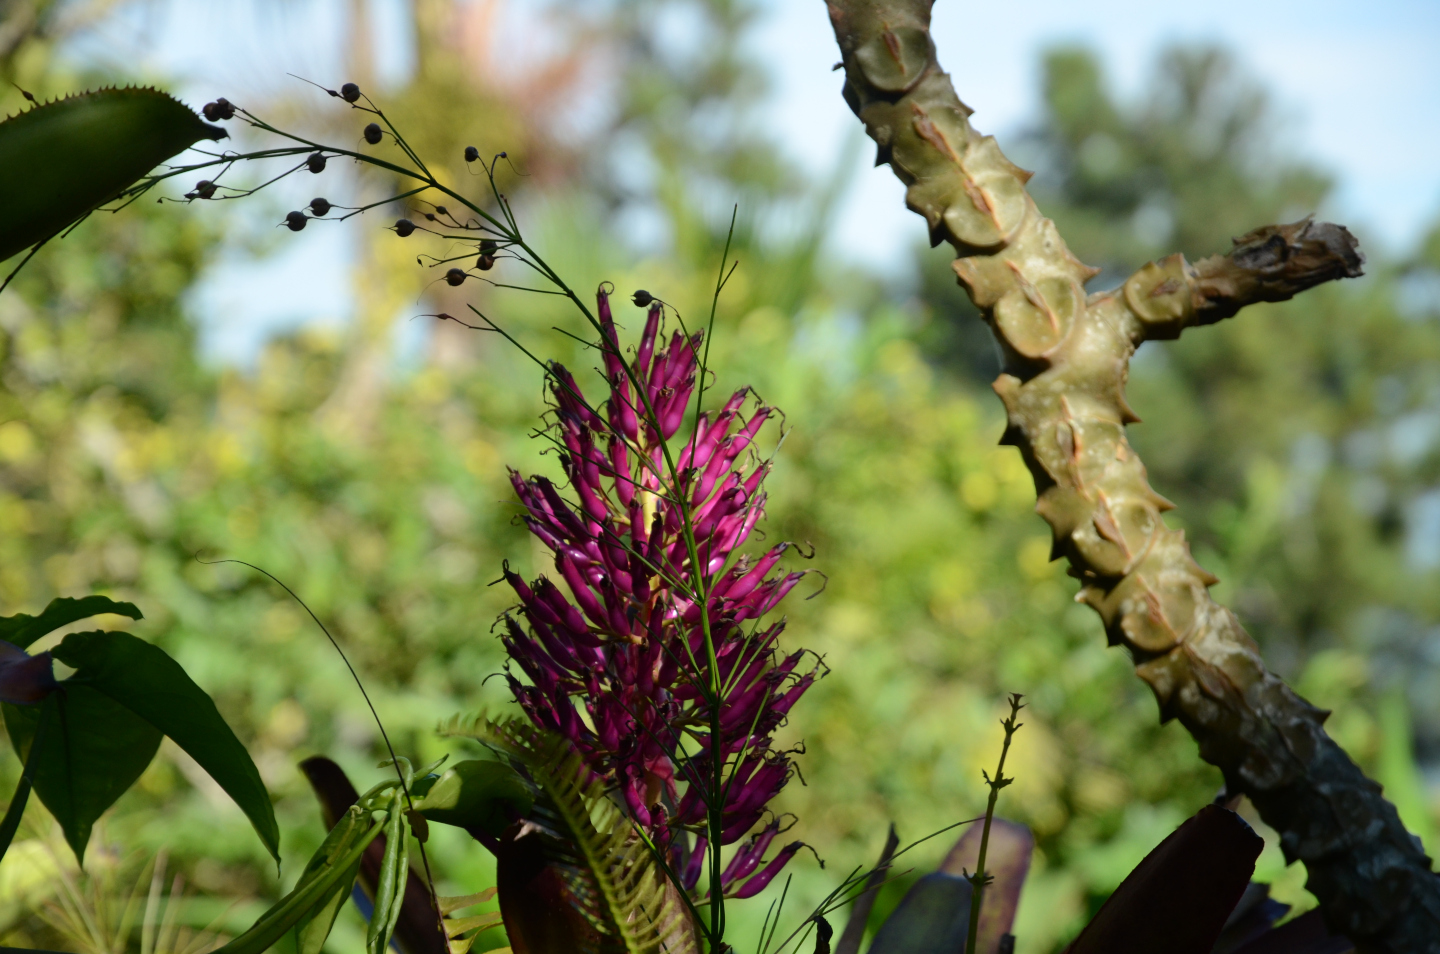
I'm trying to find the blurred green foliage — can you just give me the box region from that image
[2,5,1438,954]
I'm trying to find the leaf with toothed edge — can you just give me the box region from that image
[440,714,699,954]
[0,87,226,262]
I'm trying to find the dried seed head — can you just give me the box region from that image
[477,254,495,271]
[306,152,327,174]
[202,98,234,121]
[445,268,467,286]
[394,218,416,237]
[189,180,216,200]
[464,145,479,163]
[631,289,654,307]
[423,212,435,221]
[480,238,498,254]
[309,198,331,217]
[363,122,382,145]
[433,205,447,216]
[284,211,308,232]
[340,82,361,103]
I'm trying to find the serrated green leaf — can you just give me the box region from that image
[51,629,280,864]
[3,688,161,864]
[0,87,225,262]
[441,714,698,954]
[0,595,142,650]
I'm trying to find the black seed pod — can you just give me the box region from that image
[480,238,498,254]
[434,205,448,216]
[363,122,382,145]
[631,289,654,307]
[445,268,467,286]
[477,254,495,271]
[189,180,216,200]
[309,198,331,217]
[464,146,479,162]
[306,152,327,174]
[340,82,361,103]
[202,98,234,121]
[285,211,308,232]
[423,213,435,221]
[394,218,416,237]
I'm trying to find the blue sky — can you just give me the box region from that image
[62,0,1440,359]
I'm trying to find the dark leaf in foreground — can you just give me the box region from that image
[3,687,160,863]
[52,629,279,863]
[0,595,142,650]
[1065,805,1263,954]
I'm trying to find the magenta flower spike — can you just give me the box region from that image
[500,287,822,900]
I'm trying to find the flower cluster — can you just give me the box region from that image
[501,288,820,899]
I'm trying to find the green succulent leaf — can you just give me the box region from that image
[415,758,533,837]
[3,688,162,864]
[0,87,226,262]
[216,805,382,954]
[51,629,280,864]
[0,595,142,650]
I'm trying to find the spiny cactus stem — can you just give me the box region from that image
[825,2,1440,950]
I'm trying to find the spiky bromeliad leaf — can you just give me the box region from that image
[441,714,697,954]
[0,87,226,262]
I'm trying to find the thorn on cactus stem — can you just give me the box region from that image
[340,82,361,103]
[308,197,331,216]
[445,268,467,286]
[305,152,327,174]
[363,122,382,145]
[284,211,307,232]
[394,218,415,237]
[631,289,654,307]
[464,145,479,162]
[202,98,234,121]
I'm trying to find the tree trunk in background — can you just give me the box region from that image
[823,2,1440,950]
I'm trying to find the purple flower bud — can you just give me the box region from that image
[730,842,804,899]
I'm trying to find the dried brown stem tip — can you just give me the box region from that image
[825,2,1440,951]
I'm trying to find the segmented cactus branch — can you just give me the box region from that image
[825,2,1440,950]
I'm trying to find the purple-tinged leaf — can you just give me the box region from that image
[938,818,1034,954]
[868,872,973,954]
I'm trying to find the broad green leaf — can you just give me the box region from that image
[867,873,973,954]
[0,88,225,262]
[3,689,161,864]
[415,759,533,837]
[52,629,280,863]
[0,595,142,650]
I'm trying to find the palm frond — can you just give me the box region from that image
[441,714,697,954]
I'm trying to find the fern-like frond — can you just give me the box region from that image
[441,714,698,954]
